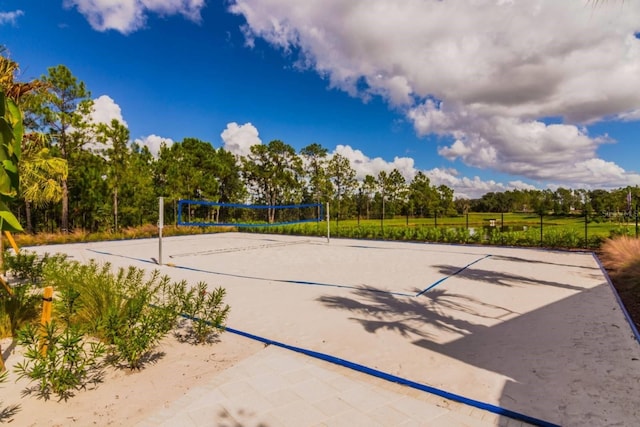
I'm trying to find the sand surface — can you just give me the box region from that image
[0,331,263,426]
[0,233,638,426]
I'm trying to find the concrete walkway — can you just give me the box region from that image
[138,344,530,427]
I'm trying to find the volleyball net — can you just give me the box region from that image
[177,199,324,228]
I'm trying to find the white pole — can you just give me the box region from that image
[326,202,330,243]
[158,197,164,265]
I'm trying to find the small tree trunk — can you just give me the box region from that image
[61,178,69,232]
[25,201,33,234]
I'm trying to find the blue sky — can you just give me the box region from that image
[1,0,640,198]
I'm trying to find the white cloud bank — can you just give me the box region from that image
[333,144,534,199]
[90,95,127,126]
[64,0,205,34]
[91,96,174,156]
[0,10,24,26]
[220,122,262,157]
[229,0,640,188]
[134,134,174,157]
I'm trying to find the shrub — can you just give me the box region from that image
[14,321,105,401]
[91,268,177,370]
[0,284,40,338]
[600,236,640,291]
[4,251,67,284]
[44,259,179,369]
[176,282,230,344]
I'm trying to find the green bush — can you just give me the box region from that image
[0,284,40,338]
[89,268,177,370]
[4,251,67,284]
[176,282,230,344]
[14,321,105,401]
[44,260,172,369]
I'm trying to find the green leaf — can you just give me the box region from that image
[0,167,11,196]
[0,119,12,161]
[6,99,23,160]
[0,201,23,232]
[2,159,17,174]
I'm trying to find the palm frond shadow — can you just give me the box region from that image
[0,403,20,421]
[317,284,514,341]
[490,254,598,270]
[434,264,586,291]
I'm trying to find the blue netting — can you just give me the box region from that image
[177,199,324,227]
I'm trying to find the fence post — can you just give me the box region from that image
[540,214,543,246]
[40,286,53,355]
[326,202,330,243]
[158,197,164,266]
[584,211,588,249]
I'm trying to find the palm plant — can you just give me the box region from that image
[1,49,67,233]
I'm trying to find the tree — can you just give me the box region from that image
[97,119,129,232]
[1,51,66,233]
[242,140,303,223]
[386,169,407,217]
[327,153,356,225]
[19,145,67,233]
[454,197,471,215]
[360,175,377,219]
[68,149,109,231]
[376,170,390,224]
[119,142,156,227]
[300,143,331,216]
[408,171,437,217]
[437,185,455,216]
[214,148,245,204]
[36,65,93,232]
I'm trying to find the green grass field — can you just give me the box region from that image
[251,212,639,249]
[10,213,638,250]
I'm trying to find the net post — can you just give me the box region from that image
[158,197,164,265]
[326,202,330,243]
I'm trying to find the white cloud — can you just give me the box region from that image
[90,95,127,126]
[333,144,538,199]
[0,10,23,26]
[230,0,640,189]
[220,122,262,157]
[334,144,416,182]
[64,0,205,34]
[134,134,174,157]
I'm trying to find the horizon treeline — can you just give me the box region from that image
[2,53,639,234]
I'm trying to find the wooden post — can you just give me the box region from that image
[0,276,12,296]
[40,286,53,355]
[4,231,18,254]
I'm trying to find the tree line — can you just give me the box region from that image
[2,52,638,234]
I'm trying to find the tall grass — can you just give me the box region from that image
[10,225,236,247]
[600,236,640,292]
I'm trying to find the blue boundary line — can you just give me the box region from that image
[592,253,640,343]
[216,325,558,427]
[87,249,417,297]
[416,254,492,296]
[91,243,561,425]
[86,248,490,298]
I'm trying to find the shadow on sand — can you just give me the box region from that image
[317,263,638,426]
